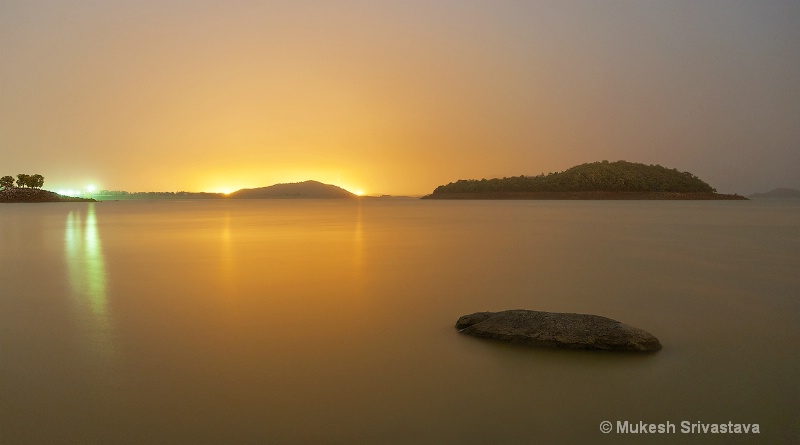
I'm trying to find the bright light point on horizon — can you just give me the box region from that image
[86,185,96,193]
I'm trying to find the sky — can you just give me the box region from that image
[2,0,798,195]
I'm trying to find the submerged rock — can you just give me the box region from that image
[456,310,661,352]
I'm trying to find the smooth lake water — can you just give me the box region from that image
[1,199,798,444]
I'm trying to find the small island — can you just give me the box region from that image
[423,161,747,200]
[228,180,357,199]
[0,174,96,203]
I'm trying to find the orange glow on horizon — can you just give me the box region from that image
[5,2,794,196]
[201,171,366,197]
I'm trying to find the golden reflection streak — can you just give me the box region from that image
[353,201,364,282]
[220,212,236,297]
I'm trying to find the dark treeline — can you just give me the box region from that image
[431,161,716,195]
[94,190,223,200]
[1,174,45,189]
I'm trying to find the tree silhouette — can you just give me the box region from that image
[10,173,44,189]
[0,176,14,189]
[16,174,30,188]
[30,174,44,189]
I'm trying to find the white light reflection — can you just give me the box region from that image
[65,204,117,371]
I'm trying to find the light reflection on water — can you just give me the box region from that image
[66,204,108,317]
[64,203,117,367]
[0,199,797,444]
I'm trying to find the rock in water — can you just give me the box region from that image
[456,310,661,352]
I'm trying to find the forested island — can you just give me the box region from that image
[423,161,746,200]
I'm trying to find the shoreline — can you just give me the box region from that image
[0,188,96,203]
[421,191,748,200]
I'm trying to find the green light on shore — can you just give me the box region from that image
[86,185,96,194]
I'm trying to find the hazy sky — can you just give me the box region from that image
[2,0,798,195]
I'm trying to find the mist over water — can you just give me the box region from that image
[1,199,798,444]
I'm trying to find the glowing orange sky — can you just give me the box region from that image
[2,1,799,195]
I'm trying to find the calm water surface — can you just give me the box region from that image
[1,199,798,444]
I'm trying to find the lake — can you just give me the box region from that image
[1,199,798,444]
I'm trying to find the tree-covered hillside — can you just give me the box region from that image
[430,161,716,195]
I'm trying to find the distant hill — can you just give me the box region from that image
[424,161,746,200]
[228,180,356,199]
[748,188,800,199]
[0,188,96,203]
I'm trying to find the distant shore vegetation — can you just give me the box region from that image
[92,181,357,200]
[92,190,223,200]
[429,161,721,196]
